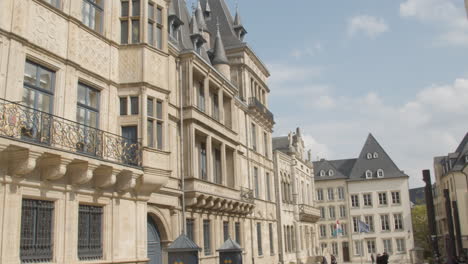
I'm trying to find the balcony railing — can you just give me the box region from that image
[248,97,274,122]
[0,98,142,167]
[298,204,321,223]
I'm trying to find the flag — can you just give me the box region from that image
[333,220,343,237]
[358,220,370,233]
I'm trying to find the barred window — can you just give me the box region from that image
[257,222,263,256]
[223,221,229,242]
[82,0,104,33]
[269,223,274,254]
[20,199,54,263]
[203,220,211,255]
[186,219,194,242]
[235,222,241,245]
[78,205,103,260]
[121,0,140,44]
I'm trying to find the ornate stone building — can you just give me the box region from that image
[0,0,276,263]
[433,133,468,260]
[273,128,321,264]
[313,134,414,263]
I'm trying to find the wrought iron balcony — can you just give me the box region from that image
[298,204,321,223]
[248,97,274,122]
[0,98,142,167]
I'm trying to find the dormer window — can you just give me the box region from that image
[367,153,372,160]
[365,170,372,179]
[328,170,334,176]
[320,170,325,177]
[373,152,378,159]
[377,169,384,178]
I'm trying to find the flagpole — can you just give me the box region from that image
[360,231,363,264]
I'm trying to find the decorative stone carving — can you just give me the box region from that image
[8,149,41,177]
[40,156,72,181]
[119,49,142,83]
[93,165,116,189]
[68,161,98,185]
[116,170,137,192]
[30,2,67,57]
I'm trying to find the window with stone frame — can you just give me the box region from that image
[20,199,54,263]
[199,142,207,180]
[393,213,404,230]
[269,223,274,255]
[352,217,360,233]
[120,0,140,44]
[367,240,376,254]
[391,191,401,204]
[317,188,324,201]
[120,96,139,116]
[351,194,359,208]
[319,207,326,219]
[354,240,363,256]
[342,223,347,235]
[380,214,390,231]
[254,167,260,198]
[148,2,164,49]
[319,225,327,237]
[147,98,164,149]
[383,239,393,254]
[332,242,338,255]
[42,0,61,9]
[339,205,346,218]
[337,187,345,200]
[364,215,374,232]
[83,0,104,33]
[78,205,103,260]
[396,238,406,253]
[363,193,372,207]
[327,188,334,200]
[235,222,241,245]
[266,173,271,201]
[378,192,388,205]
[329,206,336,219]
[196,81,205,112]
[23,60,55,113]
[251,123,257,151]
[223,221,229,242]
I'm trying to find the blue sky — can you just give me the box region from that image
[189,0,468,187]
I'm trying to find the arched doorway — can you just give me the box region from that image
[147,216,162,264]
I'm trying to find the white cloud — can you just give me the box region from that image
[400,0,468,46]
[267,63,322,87]
[291,42,323,59]
[347,15,389,38]
[271,73,468,188]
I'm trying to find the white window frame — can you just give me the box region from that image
[365,170,373,179]
[377,169,384,178]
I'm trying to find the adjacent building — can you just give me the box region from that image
[273,128,321,264]
[0,0,277,263]
[433,133,468,260]
[313,134,414,263]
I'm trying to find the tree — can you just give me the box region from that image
[412,205,431,260]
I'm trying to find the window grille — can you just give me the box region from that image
[203,220,211,255]
[257,223,263,255]
[186,219,194,242]
[20,199,54,263]
[78,205,103,260]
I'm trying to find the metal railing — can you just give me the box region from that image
[0,98,142,167]
[248,97,274,121]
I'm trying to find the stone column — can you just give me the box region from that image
[233,149,238,189]
[188,124,196,178]
[204,77,210,114]
[141,89,148,146]
[206,135,212,182]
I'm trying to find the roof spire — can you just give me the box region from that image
[190,8,200,34]
[212,17,229,65]
[234,2,242,26]
[195,0,207,31]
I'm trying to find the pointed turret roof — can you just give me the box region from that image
[205,1,211,13]
[190,12,200,34]
[195,1,207,32]
[349,133,406,180]
[211,23,229,65]
[167,234,201,252]
[233,6,242,26]
[217,237,243,252]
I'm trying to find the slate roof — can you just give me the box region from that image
[273,136,291,153]
[217,237,243,252]
[313,133,408,181]
[167,234,201,252]
[436,132,468,174]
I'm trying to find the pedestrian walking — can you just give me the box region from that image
[331,255,337,264]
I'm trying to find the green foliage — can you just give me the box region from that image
[412,205,431,259]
